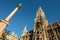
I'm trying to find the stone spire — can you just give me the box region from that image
[36,7,45,18]
[22,25,28,36]
[34,6,48,40]
[34,6,48,32]
[35,6,48,25]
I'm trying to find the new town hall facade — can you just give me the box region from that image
[20,7,60,40]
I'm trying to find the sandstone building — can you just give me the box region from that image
[20,7,60,40]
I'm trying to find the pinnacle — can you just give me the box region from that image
[39,6,43,11]
[24,25,28,32]
[21,25,28,36]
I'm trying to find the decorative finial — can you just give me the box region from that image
[17,3,22,8]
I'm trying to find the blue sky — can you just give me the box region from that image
[0,0,60,37]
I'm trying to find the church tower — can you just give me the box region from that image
[34,7,48,40]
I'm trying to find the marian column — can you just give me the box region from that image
[0,3,22,33]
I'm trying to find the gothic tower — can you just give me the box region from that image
[34,7,48,40]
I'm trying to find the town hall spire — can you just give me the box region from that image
[34,7,48,40]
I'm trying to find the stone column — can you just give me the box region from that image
[5,3,22,21]
[0,3,22,33]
